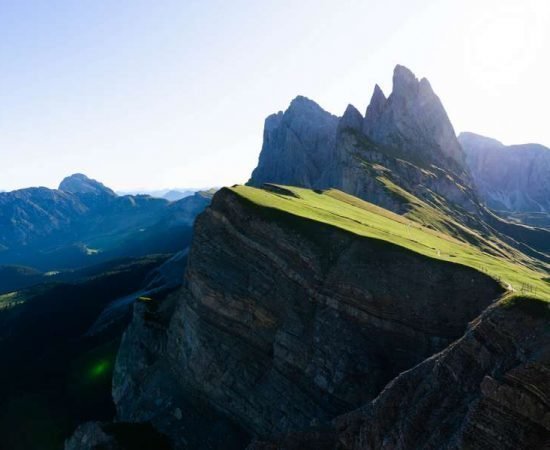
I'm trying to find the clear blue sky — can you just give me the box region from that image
[1,0,549,191]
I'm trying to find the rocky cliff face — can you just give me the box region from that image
[250,96,339,188]
[249,66,479,215]
[249,299,550,449]
[333,299,550,449]
[246,67,550,262]
[112,187,503,447]
[363,65,467,176]
[459,132,550,213]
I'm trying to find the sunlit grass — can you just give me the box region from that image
[230,185,550,302]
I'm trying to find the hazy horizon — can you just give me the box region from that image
[2,0,549,191]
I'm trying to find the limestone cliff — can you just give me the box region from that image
[249,66,479,215]
[249,299,550,449]
[246,66,550,262]
[334,298,550,449]
[112,187,504,448]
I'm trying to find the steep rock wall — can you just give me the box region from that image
[335,299,550,449]
[113,188,503,445]
[248,300,550,449]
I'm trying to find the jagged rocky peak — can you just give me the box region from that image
[59,173,116,196]
[248,64,481,215]
[283,95,340,131]
[248,96,339,187]
[288,94,326,112]
[363,84,386,135]
[338,104,363,133]
[392,64,419,96]
[363,64,466,173]
[263,111,284,133]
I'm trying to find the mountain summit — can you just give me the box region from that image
[249,64,477,214]
[248,65,550,261]
[59,173,116,196]
[363,65,466,174]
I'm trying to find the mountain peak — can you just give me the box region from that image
[363,65,466,173]
[364,84,387,135]
[392,64,422,99]
[339,104,363,133]
[59,174,115,196]
[287,95,328,115]
[248,94,339,188]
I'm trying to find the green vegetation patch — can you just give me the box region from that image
[229,185,550,302]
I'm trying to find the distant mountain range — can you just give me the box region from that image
[460,132,550,214]
[0,173,214,292]
[116,188,207,201]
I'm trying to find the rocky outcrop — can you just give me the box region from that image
[249,96,339,188]
[333,298,550,449]
[248,299,550,449]
[363,66,467,176]
[249,66,480,215]
[459,132,550,213]
[112,290,249,450]
[246,66,550,263]
[112,187,503,447]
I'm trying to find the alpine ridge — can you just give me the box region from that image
[0,174,214,291]
[249,65,479,216]
[249,65,550,262]
[64,65,550,450]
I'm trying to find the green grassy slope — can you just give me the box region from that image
[230,185,550,302]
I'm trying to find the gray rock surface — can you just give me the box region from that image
[247,66,550,262]
[249,300,550,449]
[112,187,502,446]
[334,299,550,449]
[249,66,479,215]
[249,96,339,188]
[338,104,363,134]
[363,65,467,175]
[459,132,550,213]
